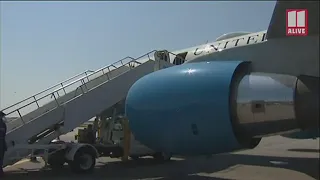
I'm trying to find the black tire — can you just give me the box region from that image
[69,147,96,173]
[48,150,66,169]
[48,140,66,169]
[153,152,171,162]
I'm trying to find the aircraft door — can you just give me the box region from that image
[173,52,188,65]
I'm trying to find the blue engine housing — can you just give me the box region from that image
[125,61,258,155]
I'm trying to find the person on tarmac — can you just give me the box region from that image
[86,124,95,144]
[0,111,8,177]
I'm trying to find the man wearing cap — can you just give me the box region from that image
[0,111,7,177]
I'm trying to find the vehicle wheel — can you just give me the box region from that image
[69,147,96,173]
[130,156,140,161]
[48,150,66,169]
[153,152,171,162]
[48,141,66,169]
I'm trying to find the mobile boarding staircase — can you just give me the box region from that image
[2,50,175,167]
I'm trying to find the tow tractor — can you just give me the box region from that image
[41,110,171,173]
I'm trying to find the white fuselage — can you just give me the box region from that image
[167,30,319,77]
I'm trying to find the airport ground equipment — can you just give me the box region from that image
[75,113,172,162]
[1,50,175,172]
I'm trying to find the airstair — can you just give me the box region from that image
[2,50,175,167]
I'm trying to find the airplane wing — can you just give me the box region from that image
[266,1,319,39]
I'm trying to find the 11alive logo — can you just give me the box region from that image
[286,9,308,36]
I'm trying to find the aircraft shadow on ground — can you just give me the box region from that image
[5,153,319,180]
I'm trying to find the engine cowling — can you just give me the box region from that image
[125,61,319,155]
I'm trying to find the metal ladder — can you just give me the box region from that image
[2,50,158,133]
[2,49,182,167]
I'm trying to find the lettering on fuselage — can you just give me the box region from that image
[193,32,267,56]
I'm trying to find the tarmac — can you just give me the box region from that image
[3,130,319,180]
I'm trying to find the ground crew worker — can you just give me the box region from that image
[93,117,99,138]
[0,111,7,177]
[86,124,95,144]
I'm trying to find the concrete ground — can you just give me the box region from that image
[3,130,319,180]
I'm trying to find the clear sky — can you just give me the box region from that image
[0,1,276,109]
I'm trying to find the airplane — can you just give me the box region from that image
[124,0,319,155]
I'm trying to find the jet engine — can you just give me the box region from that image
[125,61,319,155]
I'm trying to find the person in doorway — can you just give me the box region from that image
[86,124,96,144]
[0,111,7,177]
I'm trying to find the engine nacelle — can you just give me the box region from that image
[125,61,319,155]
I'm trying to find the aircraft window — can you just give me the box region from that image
[173,52,188,65]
